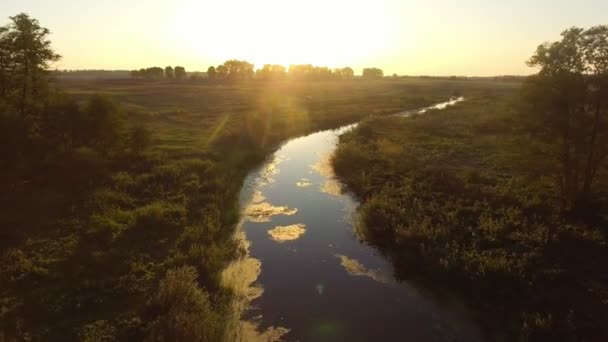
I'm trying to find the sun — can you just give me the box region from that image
[168,0,395,69]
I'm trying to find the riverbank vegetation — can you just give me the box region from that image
[0,12,513,341]
[332,26,608,342]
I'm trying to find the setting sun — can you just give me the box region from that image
[168,0,396,68]
[2,1,608,341]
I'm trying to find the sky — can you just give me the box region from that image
[1,0,607,76]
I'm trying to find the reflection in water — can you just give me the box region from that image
[244,202,298,223]
[222,222,289,341]
[311,153,343,196]
[268,224,307,242]
[320,179,342,196]
[225,98,482,342]
[295,178,312,187]
[258,155,286,185]
[397,96,465,117]
[251,190,266,204]
[336,254,391,284]
[310,153,333,177]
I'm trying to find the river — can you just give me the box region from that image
[222,97,481,342]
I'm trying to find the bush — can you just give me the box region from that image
[146,266,220,342]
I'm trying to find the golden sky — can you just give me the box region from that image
[2,0,608,75]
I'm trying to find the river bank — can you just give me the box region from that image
[222,98,480,342]
[331,93,608,340]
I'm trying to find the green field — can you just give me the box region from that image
[2,78,520,340]
[332,90,608,340]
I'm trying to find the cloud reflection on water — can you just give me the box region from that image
[336,254,391,284]
[296,178,312,187]
[245,202,298,223]
[268,224,307,242]
[311,153,344,196]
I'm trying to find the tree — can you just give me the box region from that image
[174,66,186,80]
[523,26,608,211]
[288,64,313,80]
[85,95,122,155]
[206,66,216,80]
[334,67,354,80]
[141,67,163,79]
[255,64,286,81]
[216,65,227,79]
[130,69,141,79]
[0,13,60,117]
[41,95,87,152]
[164,66,174,79]
[127,124,151,154]
[217,60,253,80]
[362,67,384,79]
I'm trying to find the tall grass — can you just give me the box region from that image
[332,92,608,341]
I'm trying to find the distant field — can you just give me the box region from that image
[1,77,520,340]
[57,78,521,153]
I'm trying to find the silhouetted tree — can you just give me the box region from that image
[142,67,164,79]
[523,26,608,211]
[334,67,354,80]
[216,65,227,79]
[256,64,286,81]
[164,66,174,79]
[0,13,60,117]
[206,66,216,80]
[362,68,384,79]
[217,60,253,80]
[130,69,141,79]
[174,66,186,80]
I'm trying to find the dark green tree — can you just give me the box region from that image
[128,124,152,154]
[0,13,60,117]
[85,95,122,155]
[523,26,608,211]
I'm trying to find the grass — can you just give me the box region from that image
[332,90,608,341]
[1,78,522,340]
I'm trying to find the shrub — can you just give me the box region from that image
[146,266,220,342]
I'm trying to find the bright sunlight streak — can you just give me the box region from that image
[168,0,397,68]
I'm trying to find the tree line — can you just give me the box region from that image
[130,66,187,79]
[130,60,385,81]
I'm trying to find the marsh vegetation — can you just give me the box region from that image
[1,10,606,342]
[332,26,608,340]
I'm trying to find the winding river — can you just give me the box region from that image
[222,97,480,342]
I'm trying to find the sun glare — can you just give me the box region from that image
[169,0,395,68]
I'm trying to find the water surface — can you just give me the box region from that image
[223,97,479,342]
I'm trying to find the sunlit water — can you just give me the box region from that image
[222,97,480,342]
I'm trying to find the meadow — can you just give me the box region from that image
[1,77,518,340]
[332,89,608,341]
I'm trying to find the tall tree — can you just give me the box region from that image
[0,13,60,117]
[524,26,608,211]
